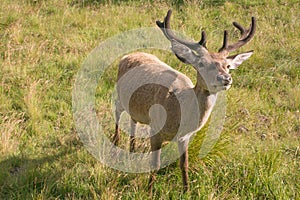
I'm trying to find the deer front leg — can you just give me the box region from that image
[113,124,120,145]
[178,140,189,192]
[148,136,162,196]
[129,119,136,152]
[113,100,123,146]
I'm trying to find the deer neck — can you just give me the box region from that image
[193,72,218,129]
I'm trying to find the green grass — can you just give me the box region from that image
[1,0,299,199]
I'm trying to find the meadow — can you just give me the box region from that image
[0,0,299,199]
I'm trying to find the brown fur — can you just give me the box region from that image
[118,52,167,80]
[116,52,204,141]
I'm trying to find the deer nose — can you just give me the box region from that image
[217,75,232,85]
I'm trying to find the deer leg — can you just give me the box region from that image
[129,119,136,152]
[113,99,123,146]
[148,136,162,196]
[178,140,189,192]
[113,124,120,146]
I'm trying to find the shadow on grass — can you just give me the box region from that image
[0,139,81,199]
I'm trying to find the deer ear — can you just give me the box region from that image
[171,40,198,65]
[227,51,253,69]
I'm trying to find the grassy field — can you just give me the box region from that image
[1,0,299,199]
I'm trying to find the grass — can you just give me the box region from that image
[1,0,299,199]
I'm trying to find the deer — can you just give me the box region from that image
[113,10,256,193]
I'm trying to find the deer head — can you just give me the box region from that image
[156,10,256,93]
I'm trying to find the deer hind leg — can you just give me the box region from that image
[129,118,136,152]
[113,98,123,146]
[148,135,162,197]
[178,140,189,192]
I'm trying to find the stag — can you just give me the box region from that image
[113,10,256,193]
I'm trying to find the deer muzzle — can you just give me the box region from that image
[217,74,232,86]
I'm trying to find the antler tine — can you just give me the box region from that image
[218,30,228,53]
[233,21,247,38]
[156,10,172,40]
[219,17,256,53]
[156,10,207,50]
[199,30,207,48]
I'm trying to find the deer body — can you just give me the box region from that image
[117,52,216,140]
[113,10,256,193]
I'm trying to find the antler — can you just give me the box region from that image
[219,17,256,53]
[156,10,207,50]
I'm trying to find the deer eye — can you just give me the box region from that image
[226,65,231,69]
